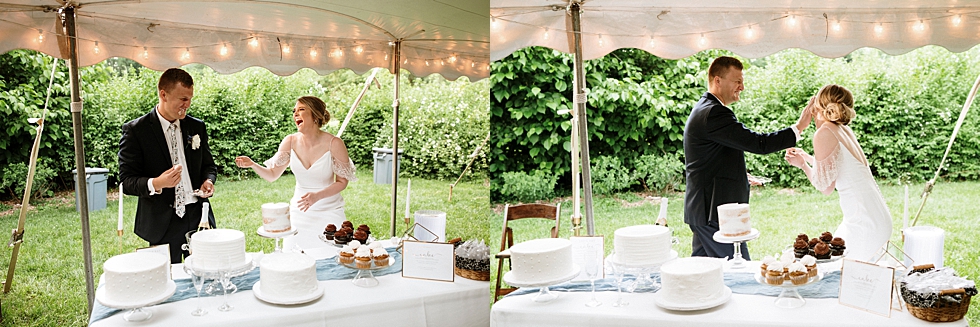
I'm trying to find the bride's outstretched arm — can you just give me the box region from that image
[234,135,292,182]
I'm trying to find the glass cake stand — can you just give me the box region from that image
[96,280,177,322]
[608,250,678,290]
[257,226,298,253]
[713,228,760,269]
[336,255,395,287]
[502,266,581,303]
[183,255,256,311]
[754,270,824,308]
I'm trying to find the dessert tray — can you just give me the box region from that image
[502,265,581,288]
[781,247,846,264]
[256,226,297,239]
[654,286,732,311]
[252,281,324,305]
[754,270,825,288]
[609,250,678,269]
[713,228,761,243]
[96,280,177,309]
[336,256,395,270]
[319,234,376,248]
[184,254,255,276]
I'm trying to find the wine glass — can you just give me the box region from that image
[217,270,234,312]
[611,263,629,307]
[190,270,208,316]
[584,258,602,307]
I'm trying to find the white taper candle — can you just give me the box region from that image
[117,184,124,231]
[405,179,412,219]
[903,184,909,229]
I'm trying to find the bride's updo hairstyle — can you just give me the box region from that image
[297,96,331,128]
[814,84,855,125]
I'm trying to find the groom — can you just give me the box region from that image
[118,68,217,263]
[683,56,811,260]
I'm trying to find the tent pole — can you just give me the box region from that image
[62,6,96,314]
[389,41,402,237]
[569,3,596,235]
[337,67,381,138]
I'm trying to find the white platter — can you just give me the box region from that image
[654,286,732,311]
[252,281,324,305]
[96,280,176,309]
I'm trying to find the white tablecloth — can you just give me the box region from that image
[92,269,489,327]
[491,261,968,327]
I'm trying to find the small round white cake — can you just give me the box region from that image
[102,252,170,304]
[507,238,574,283]
[658,257,727,306]
[259,252,318,299]
[190,228,246,270]
[613,225,672,265]
[261,202,291,233]
[717,203,751,237]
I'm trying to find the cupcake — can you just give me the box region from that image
[830,237,846,256]
[800,255,818,277]
[373,248,390,266]
[765,262,785,285]
[339,245,355,264]
[334,230,350,245]
[355,247,372,268]
[813,242,831,259]
[819,231,833,244]
[357,224,371,237]
[349,240,362,249]
[788,262,809,285]
[342,221,354,230]
[793,238,809,258]
[353,229,368,244]
[796,233,809,243]
[368,241,383,250]
[323,224,337,240]
[760,255,776,273]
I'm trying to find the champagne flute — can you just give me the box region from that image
[217,270,234,312]
[612,264,628,307]
[584,258,602,307]
[190,270,208,316]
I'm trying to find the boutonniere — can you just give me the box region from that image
[191,134,201,150]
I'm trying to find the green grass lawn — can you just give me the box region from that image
[0,172,489,326]
[491,181,980,325]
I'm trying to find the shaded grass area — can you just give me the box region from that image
[0,172,489,326]
[491,182,979,325]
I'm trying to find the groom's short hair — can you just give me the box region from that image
[708,56,743,80]
[158,68,194,92]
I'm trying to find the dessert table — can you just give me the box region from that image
[90,248,490,327]
[491,260,968,327]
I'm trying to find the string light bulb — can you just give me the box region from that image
[182,48,191,61]
[449,55,457,63]
[648,36,656,49]
[310,48,317,58]
[833,21,842,32]
[698,34,707,47]
[331,49,343,57]
[37,29,43,43]
[93,41,100,54]
[952,15,962,27]
[354,46,363,54]
[542,28,549,40]
[404,58,408,64]
[788,15,797,27]
[220,44,228,56]
[249,38,259,48]
[874,23,883,35]
[491,16,498,30]
[598,34,604,47]
[440,60,445,66]
[425,60,430,66]
[913,20,925,32]
[745,25,754,39]
[282,44,291,54]
[471,62,475,68]
[142,47,149,59]
[384,53,388,61]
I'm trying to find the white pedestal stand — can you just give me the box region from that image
[713,229,760,269]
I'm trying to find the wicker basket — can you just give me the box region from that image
[455,267,490,281]
[901,264,975,322]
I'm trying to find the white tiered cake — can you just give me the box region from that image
[656,257,731,309]
[189,228,247,270]
[505,238,575,284]
[717,203,751,237]
[261,202,291,233]
[258,252,319,301]
[612,224,674,265]
[100,252,172,305]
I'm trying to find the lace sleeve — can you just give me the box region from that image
[333,157,358,182]
[809,145,841,191]
[263,151,290,169]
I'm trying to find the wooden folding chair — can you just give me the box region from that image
[493,203,561,302]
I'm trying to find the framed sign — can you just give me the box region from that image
[839,258,896,317]
[570,236,605,281]
[402,240,455,282]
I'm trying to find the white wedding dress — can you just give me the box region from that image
[269,149,356,252]
[809,127,893,261]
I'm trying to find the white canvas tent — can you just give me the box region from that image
[1,0,489,312]
[490,0,980,235]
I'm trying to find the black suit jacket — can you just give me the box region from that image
[683,92,796,226]
[118,108,217,243]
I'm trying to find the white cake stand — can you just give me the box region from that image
[503,266,580,303]
[257,226,298,253]
[754,271,824,308]
[713,228,760,269]
[336,256,395,287]
[96,280,177,322]
[608,250,678,289]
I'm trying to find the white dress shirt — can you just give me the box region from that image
[148,109,197,206]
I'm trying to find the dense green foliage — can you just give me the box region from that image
[490,46,980,201]
[0,51,489,200]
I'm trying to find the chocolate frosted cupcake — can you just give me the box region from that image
[808,238,821,256]
[830,237,846,256]
[334,230,351,245]
[342,220,354,230]
[357,224,371,237]
[793,238,809,258]
[819,231,833,243]
[323,224,337,240]
[797,233,809,243]
[353,229,368,244]
[813,242,832,259]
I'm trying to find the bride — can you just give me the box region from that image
[235,96,356,251]
[784,84,892,261]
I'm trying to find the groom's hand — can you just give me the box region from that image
[197,179,215,198]
[785,148,806,168]
[152,165,182,191]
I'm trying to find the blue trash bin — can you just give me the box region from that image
[372,148,404,184]
[72,167,110,212]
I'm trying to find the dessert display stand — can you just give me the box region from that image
[503,266,581,303]
[257,227,298,253]
[754,271,824,308]
[319,234,376,248]
[713,228,760,269]
[336,256,395,288]
[184,255,256,311]
[608,250,678,290]
[95,280,177,322]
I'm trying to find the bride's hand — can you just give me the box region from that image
[785,148,806,168]
[234,156,255,168]
[297,191,324,212]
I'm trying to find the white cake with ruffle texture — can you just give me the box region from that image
[190,228,246,270]
[507,238,574,283]
[717,203,751,237]
[259,252,318,299]
[658,257,727,306]
[261,202,291,233]
[613,225,672,265]
[102,252,170,304]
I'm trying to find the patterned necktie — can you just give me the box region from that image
[168,123,186,218]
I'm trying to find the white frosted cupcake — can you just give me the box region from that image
[766,262,785,285]
[355,247,372,268]
[760,255,776,273]
[339,245,355,264]
[800,255,817,277]
[372,248,390,266]
[788,262,808,285]
[349,240,362,249]
[368,242,383,250]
